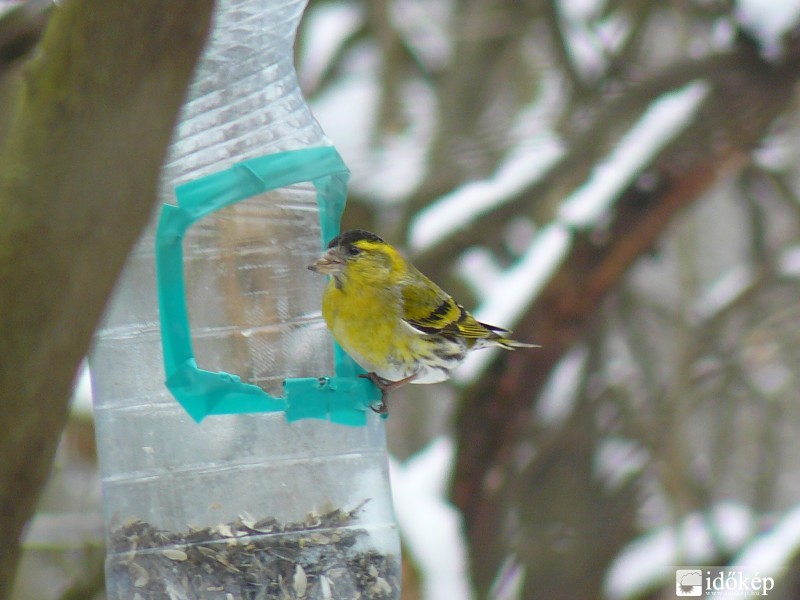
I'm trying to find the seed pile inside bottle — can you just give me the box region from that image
[106,500,399,599]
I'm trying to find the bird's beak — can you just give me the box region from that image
[308,247,345,274]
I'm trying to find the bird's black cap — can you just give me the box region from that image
[327,229,384,249]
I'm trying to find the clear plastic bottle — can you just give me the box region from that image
[89,1,400,598]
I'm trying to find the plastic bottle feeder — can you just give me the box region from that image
[89,1,400,598]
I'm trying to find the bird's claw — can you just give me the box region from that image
[359,372,390,414]
[370,398,388,414]
[359,371,419,415]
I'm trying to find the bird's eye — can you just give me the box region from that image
[348,245,362,256]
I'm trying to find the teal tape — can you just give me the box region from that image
[155,146,381,425]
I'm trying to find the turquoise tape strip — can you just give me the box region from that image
[155,146,381,425]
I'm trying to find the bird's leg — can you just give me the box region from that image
[359,372,418,414]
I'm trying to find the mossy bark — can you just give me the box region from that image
[0,2,215,596]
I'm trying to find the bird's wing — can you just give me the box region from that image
[400,270,494,339]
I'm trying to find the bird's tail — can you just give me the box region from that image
[496,337,540,350]
[480,322,540,350]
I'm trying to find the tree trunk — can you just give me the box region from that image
[0,1,215,595]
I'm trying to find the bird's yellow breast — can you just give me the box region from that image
[321,277,412,371]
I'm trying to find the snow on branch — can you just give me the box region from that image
[735,0,800,59]
[604,503,754,600]
[453,224,571,383]
[558,80,710,228]
[452,79,714,384]
[409,133,564,254]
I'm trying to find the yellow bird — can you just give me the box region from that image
[309,230,537,413]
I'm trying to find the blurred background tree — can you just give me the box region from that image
[4,0,800,598]
[298,1,800,599]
